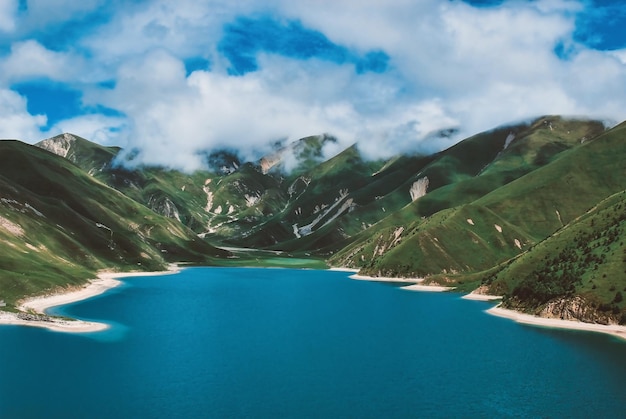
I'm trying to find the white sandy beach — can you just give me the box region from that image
[350,272,626,340]
[488,305,626,341]
[0,265,180,333]
[462,293,503,301]
[350,273,419,283]
[349,273,455,291]
[401,283,455,292]
[0,310,110,333]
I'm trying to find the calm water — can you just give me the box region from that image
[1,267,625,418]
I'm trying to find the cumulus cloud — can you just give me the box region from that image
[92,48,466,169]
[12,0,108,34]
[97,51,363,170]
[0,40,82,83]
[80,0,234,71]
[610,49,626,64]
[0,89,47,141]
[48,114,126,146]
[1,0,625,171]
[0,0,17,32]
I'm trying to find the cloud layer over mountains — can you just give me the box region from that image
[1,0,625,170]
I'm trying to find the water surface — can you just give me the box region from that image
[1,267,625,418]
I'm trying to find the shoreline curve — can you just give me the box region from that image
[488,304,626,341]
[349,273,455,291]
[0,264,180,333]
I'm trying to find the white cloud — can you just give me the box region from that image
[13,0,107,33]
[96,51,363,170]
[91,49,470,170]
[610,49,626,64]
[0,89,47,141]
[80,0,234,72]
[276,0,430,52]
[47,114,126,146]
[0,40,81,83]
[2,0,626,169]
[0,0,17,32]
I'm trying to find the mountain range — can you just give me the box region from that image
[1,115,624,325]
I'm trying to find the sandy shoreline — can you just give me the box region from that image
[462,293,503,301]
[401,283,455,292]
[350,273,626,340]
[328,267,360,273]
[0,264,180,333]
[350,273,420,283]
[5,264,623,341]
[349,273,455,292]
[488,305,626,341]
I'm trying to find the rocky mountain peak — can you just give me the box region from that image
[36,133,78,160]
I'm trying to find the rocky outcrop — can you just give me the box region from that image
[538,296,619,325]
[506,295,621,325]
[295,189,353,237]
[503,132,515,150]
[373,227,404,257]
[259,153,282,174]
[0,215,24,236]
[148,196,182,222]
[37,133,76,159]
[410,176,429,202]
[17,312,53,322]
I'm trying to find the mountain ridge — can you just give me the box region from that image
[0,140,229,306]
[0,115,623,326]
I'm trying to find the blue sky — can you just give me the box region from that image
[1,0,625,170]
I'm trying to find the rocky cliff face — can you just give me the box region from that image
[409,176,429,201]
[506,295,621,325]
[37,133,76,160]
[539,296,622,325]
[148,195,182,222]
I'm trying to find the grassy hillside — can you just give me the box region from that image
[0,140,228,306]
[3,116,624,325]
[36,134,293,244]
[225,119,555,252]
[37,117,603,257]
[483,190,626,324]
[329,119,625,321]
[329,117,608,271]
[37,133,120,176]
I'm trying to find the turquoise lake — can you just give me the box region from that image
[1,267,625,418]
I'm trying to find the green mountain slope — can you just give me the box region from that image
[37,133,120,176]
[0,140,228,306]
[329,119,625,321]
[3,115,624,325]
[484,189,626,324]
[215,117,580,252]
[34,117,608,260]
[36,134,294,244]
[329,117,609,271]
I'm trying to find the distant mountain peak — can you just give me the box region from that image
[259,134,336,174]
[36,133,79,159]
[35,133,120,176]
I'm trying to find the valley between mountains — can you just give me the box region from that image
[1,115,625,327]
